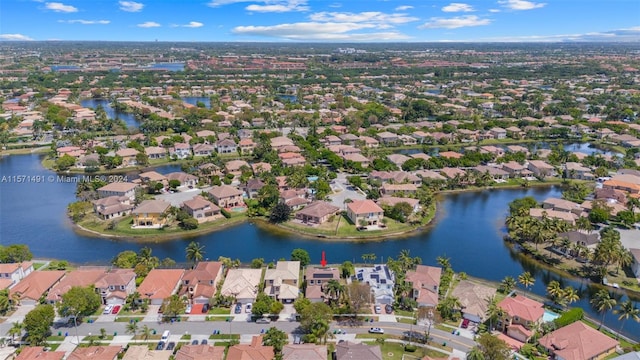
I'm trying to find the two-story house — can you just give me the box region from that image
[94,269,137,305]
[208,185,244,208]
[264,261,300,304]
[405,265,441,308]
[304,267,340,303]
[353,265,395,305]
[0,262,33,288]
[182,195,221,223]
[346,200,384,226]
[180,261,223,305]
[498,294,544,343]
[97,182,138,200]
[216,138,237,154]
[131,199,171,228]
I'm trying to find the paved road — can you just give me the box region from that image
[328,173,366,208]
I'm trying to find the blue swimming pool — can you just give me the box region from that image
[543,309,560,323]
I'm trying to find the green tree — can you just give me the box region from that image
[126,321,139,338]
[590,289,616,330]
[290,248,311,266]
[263,327,288,358]
[0,244,33,263]
[112,250,138,268]
[474,333,511,360]
[269,203,292,223]
[518,272,535,294]
[162,294,186,321]
[185,241,205,266]
[57,285,101,319]
[613,299,640,340]
[499,276,516,294]
[252,293,276,317]
[56,154,76,171]
[23,304,55,345]
[340,261,354,279]
[508,196,538,216]
[251,258,265,269]
[7,321,23,344]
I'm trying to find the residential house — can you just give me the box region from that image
[377,197,420,213]
[192,143,215,157]
[405,265,441,307]
[208,185,244,208]
[530,208,577,225]
[282,344,327,360]
[226,336,274,360]
[131,200,171,228]
[165,172,198,188]
[116,148,138,166]
[439,151,463,159]
[304,267,340,302]
[238,138,256,155]
[15,346,65,360]
[322,135,342,146]
[225,160,250,177]
[399,134,417,145]
[252,162,272,174]
[380,183,418,196]
[376,131,399,145]
[10,270,65,305]
[242,179,265,199]
[281,189,310,210]
[46,268,106,303]
[138,171,167,185]
[295,201,340,225]
[527,160,555,178]
[174,345,225,360]
[216,138,237,154]
[335,342,382,360]
[539,321,618,360]
[0,262,33,285]
[489,127,507,139]
[264,261,300,303]
[565,162,594,180]
[558,231,600,249]
[346,199,384,226]
[97,182,138,200]
[67,346,122,360]
[183,196,221,223]
[220,268,262,304]
[94,269,137,305]
[450,280,496,323]
[342,153,371,168]
[180,261,223,304]
[340,133,359,145]
[270,136,295,150]
[369,171,421,185]
[542,198,583,215]
[473,165,509,181]
[171,143,192,159]
[386,154,411,168]
[136,269,184,305]
[353,265,395,305]
[412,131,431,144]
[631,249,640,278]
[498,295,544,342]
[145,146,166,160]
[502,162,533,178]
[122,345,171,360]
[359,136,379,148]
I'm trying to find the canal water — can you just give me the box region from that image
[0,154,637,339]
[80,99,139,129]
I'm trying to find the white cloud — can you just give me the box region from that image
[419,15,491,29]
[442,3,474,12]
[209,0,308,12]
[60,19,110,24]
[0,33,34,41]
[329,3,341,8]
[489,8,501,12]
[395,5,413,11]
[233,22,409,41]
[183,21,204,28]
[137,21,160,28]
[309,11,419,25]
[45,2,78,12]
[498,0,545,10]
[119,1,144,12]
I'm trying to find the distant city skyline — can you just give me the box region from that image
[1,0,639,42]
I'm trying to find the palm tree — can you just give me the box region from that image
[436,255,451,270]
[7,321,22,344]
[126,321,139,338]
[613,300,640,340]
[186,241,205,266]
[141,325,152,341]
[546,281,562,301]
[485,296,503,331]
[500,276,517,294]
[467,347,486,360]
[324,280,344,304]
[518,271,535,295]
[590,289,616,330]
[562,286,580,308]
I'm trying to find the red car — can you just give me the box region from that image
[461,319,470,329]
[111,305,121,314]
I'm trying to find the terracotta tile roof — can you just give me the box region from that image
[539,321,618,360]
[336,341,382,360]
[451,280,496,320]
[377,197,420,208]
[137,269,184,300]
[296,201,340,219]
[46,268,106,302]
[67,346,122,360]
[282,344,327,360]
[10,271,65,301]
[226,335,274,360]
[122,345,171,360]
[132,200,171,215]
[220,269,262,299]
[183,196,219,212]
[98,182,138,193]
[0,262,21,274]
[174,345,225,360]
[347,199,383,215]
[498,294,544,323]
[15,346,65,360]
[182,261,222,285]
[208,185,243,199]
[406,265,441,306]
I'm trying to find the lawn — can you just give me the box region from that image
[209,307,232,315]
[365,341,448,360]
[279,214,418,238]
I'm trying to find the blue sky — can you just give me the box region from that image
[1,0,639,42]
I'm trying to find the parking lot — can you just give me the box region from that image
[327,173,366,208]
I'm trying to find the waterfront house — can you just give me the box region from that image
[376,131,399,145]
[346,199,384,226]
[502,161,532,178]
[304,267,340,302]
[67,346,122,360]
[558,231,600,249]
[131,199,171,228]
[564,162,594,180]
[405,265,441,307]
[215,138,237,154]
[295,201,340,225]
[171,143,192,159]
[336,341,382,360]
[242,178,265,199]
[220,268,262,304]
[138,171,167,185]
[10,270,65,305]
[97,182,138,200]
[530,208,577,225]
[46,268,106,303]
[116,148,138,167]
[165,172,198,188]
[359,136,379,148]
[631,249,640,277]
[450,280,496,323]
[137,269,184,305]
[282,344,327,360]
[224,160,250,177]
[122,345,171,360]
[208,185,244,208]
[180,261,223,305]
[386,154,411,168]
[539,321,618,360]
[182,196,220,223]
[193,143,215,157]
[542,198,583,215]
[227,335,274,360]
[527,160,555,178]
[94,269,136,305]
[0,262,33,286]
[472,165,509,181]
[353,265,395,305]
[174,345,225,360]
[369,171,421,185]
[380,183,418,196]
[490,127,507,139]
[377,197,420,214]
[498,294,544,342]
[15,346,65,360]
[264,261,300,304]
[439,151,463,159]
[145,146,167,160]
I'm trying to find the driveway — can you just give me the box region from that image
[156,187,211,207]
[5,304,35,324]
[619,228,640,250]
[328,172,366,209]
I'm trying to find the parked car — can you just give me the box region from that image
[461,319,470,329]
[245,303,252,313]
[191,339,198,345]
[234,304,242,314]
[374,305,381,314]
[185,304,192,314]
[111,305,121,315]
[369,327,384,334]
[201,339,208,345]
[102,305,113,315]
[202,304,209,313]
[255,317,271,324]
[385,304,393,314]
[155,342,165,350]
[166,342,176,351]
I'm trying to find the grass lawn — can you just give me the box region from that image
[395,310,414,317]
[205,316,229,322]
[209,307,232,315]
[209,334,240,340]
[279,214,418,239]
[365,341,448,360]
[397,317,416,325]
[115,317,143,322]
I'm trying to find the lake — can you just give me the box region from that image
[80,99,139,129]
[182,97,211,109]
[0,154,637,339]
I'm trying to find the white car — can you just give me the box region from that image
[245,303,252,313]
[103,305,114,315]
[369,327,384,334]
[185,304,192,314]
